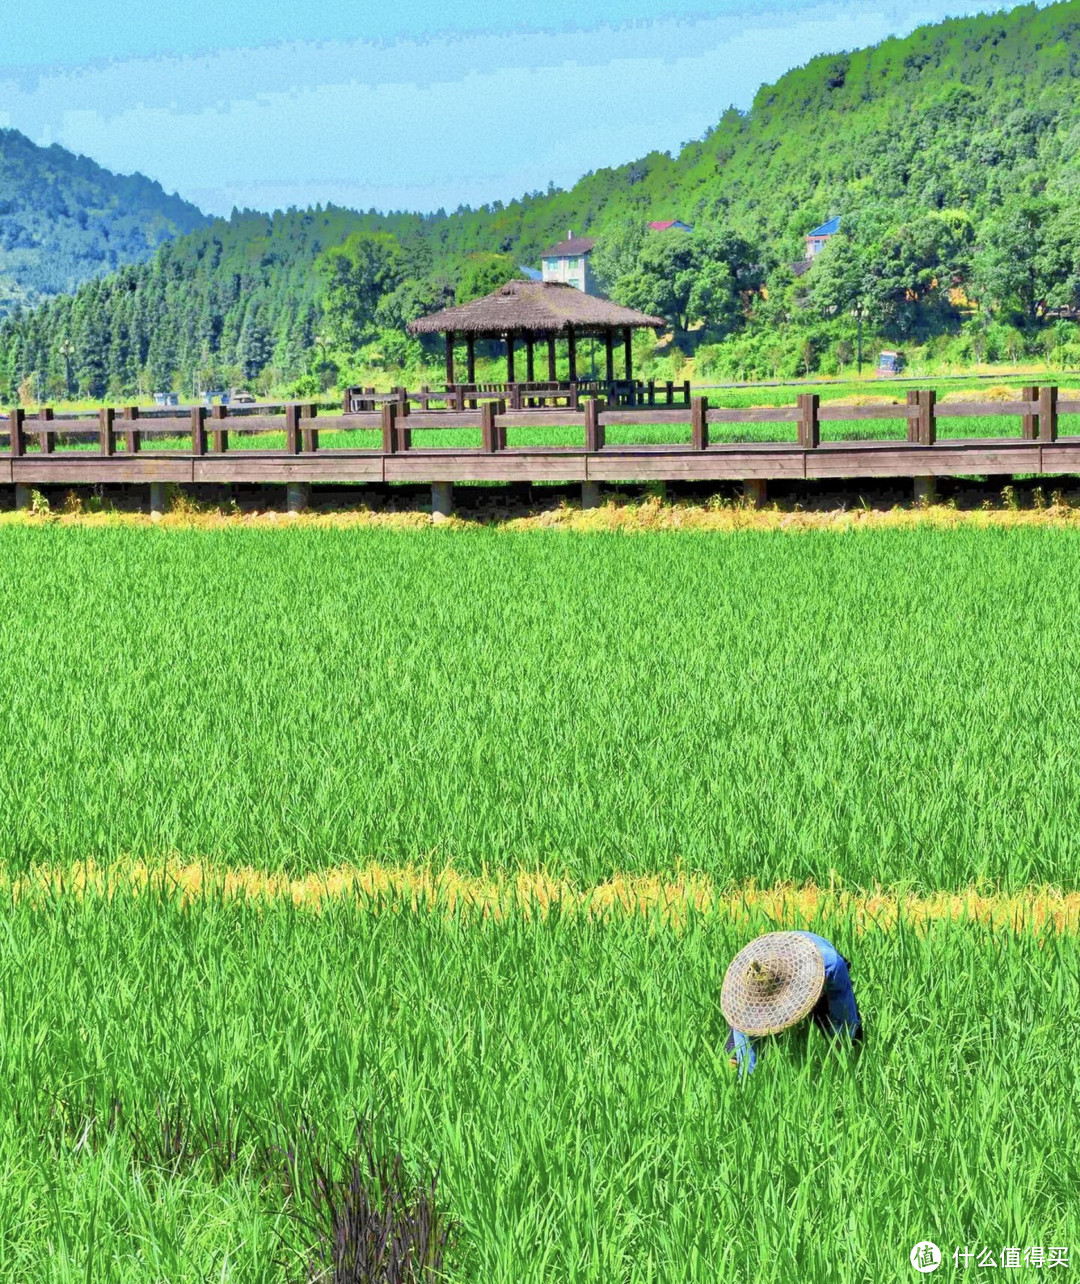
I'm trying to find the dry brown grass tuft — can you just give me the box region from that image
[9,859,1080,934]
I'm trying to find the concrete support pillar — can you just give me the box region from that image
[743,479,767,508]
[14,483,31,511]
[913,476,936,504]
[287,481,310,514]
[581,481,601,510]
[149,481,167,519]
[431,481,453,521]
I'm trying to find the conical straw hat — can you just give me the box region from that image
[720,932,825,1036]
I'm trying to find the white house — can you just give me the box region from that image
[540,231,598,295]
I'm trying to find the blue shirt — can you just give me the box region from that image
[725,932,862,1076]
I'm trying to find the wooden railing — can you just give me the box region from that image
[1,388,1075,502]
[343,379,692,413]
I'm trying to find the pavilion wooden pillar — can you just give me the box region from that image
[623,327,633,380]
[604,329,614,383]
[567,327,577,381]
[465,334,477,409]
[506,331,516,383]
[445,330,456,385]
[525,333,535,381]
[547,334,557,380]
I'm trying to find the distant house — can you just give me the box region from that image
[647,220,693,232]
[540,231,598,295]
[805,216,841,258]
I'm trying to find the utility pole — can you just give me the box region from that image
[856,309,863,376]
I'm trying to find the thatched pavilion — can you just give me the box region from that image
[407,279,664,387]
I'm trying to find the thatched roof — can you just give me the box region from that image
[407,280,664,338]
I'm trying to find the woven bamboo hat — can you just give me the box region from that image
[721,932,825,1036]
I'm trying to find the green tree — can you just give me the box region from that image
[237,308,272,381]
[374,277,452,331]
[971,198,1069,324]
[589,219,647,297]
[316,231,407,348]
[612,229,750,337]
[454,253,522,304]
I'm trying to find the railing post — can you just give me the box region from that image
[481,400,499,453]
[665,380,674,406]
[797,393,820,449]
[381,401,398,454]
[906,390,920,443]
[1022,386,1038,440]
[396,398,411,452]
[190,405,207,456]
[302,403,319,453]
[682,379,691,406]
[584,397,605,451]
[9,407,25,458]
[569,384,579,411]
[210,404,228,453]
[648,379,655,407]
[39,407,54,454]
[99,406,115,457]
[1039,385,1058,443]
[284,403,301,455]
[123,405,140,454]
[342,388,352,415]
[918,389,936,446]
[691,396,709,450]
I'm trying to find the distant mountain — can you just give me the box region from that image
[0,128,208,315]
[5,0,1080,394]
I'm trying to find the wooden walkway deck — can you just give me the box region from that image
[3,387,1077,508]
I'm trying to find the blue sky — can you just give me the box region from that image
[0,1,1031,217]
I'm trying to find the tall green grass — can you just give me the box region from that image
[2,525,1080,886]
[3,883,1078,1282]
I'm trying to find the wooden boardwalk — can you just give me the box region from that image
[3,387,1077,508]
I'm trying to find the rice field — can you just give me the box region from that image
[3,522,1080,886]
[4,874,1080,1283]
[4,518,1080,1280]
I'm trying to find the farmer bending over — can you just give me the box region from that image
[721,931,862,1076]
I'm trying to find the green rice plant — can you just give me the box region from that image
[0,881,1076,1282]
[2,524,1080,886]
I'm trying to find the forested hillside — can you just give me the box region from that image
[0,129,207,314]
[4,0,1080,399]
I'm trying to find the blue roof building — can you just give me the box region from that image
[806,216,841,258]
